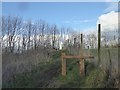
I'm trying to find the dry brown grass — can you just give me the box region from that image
[2,46,53,86]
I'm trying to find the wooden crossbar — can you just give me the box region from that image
[63,55,94,59]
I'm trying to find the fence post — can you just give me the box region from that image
[79,33,85,76]
[98,24,101,66]
[62,53,66,76]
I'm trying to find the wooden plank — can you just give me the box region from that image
[62,53,66,76]
[63,55,94,59]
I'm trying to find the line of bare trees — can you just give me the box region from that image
[2,15,116,54]
[2,16,75,53]
[2,16,22,53]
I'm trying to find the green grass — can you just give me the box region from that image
[55,59,107,88]
[55,67,107,88]
[84,68,106,88]
[57,65,81,88]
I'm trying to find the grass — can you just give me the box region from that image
[84,68,106,88]
[2,47,119,88]
[54,60,106,88]
[3,59,61,88]
[54,47,118,88]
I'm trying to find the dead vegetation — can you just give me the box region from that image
[2,46,55,87]
[2,46,119,88]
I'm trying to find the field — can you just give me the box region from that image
[2,47,119,88]
[2,2,119,89]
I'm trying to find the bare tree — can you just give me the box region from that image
[12,17,22,52]
[1,16,7,50]
[2,16,6,40]
[22,36,27,52]
[21,22,28,52]
[32,24,37,49]
[44,24,51,48]
[6,16,12,51]
[91,33,97,48]
[25,20,32,50]
[51,24,57,49]
[41,21,45,45]
[36,20,46,46]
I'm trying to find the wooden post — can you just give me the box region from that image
[98,24,101,66]
[62,53,66,76]
[79,33,85,76]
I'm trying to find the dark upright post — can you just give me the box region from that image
[98,24,101,66]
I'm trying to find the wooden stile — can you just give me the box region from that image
[61,34,94,77]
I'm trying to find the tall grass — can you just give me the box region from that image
[2,46,53,87]
[2,46,119,88]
